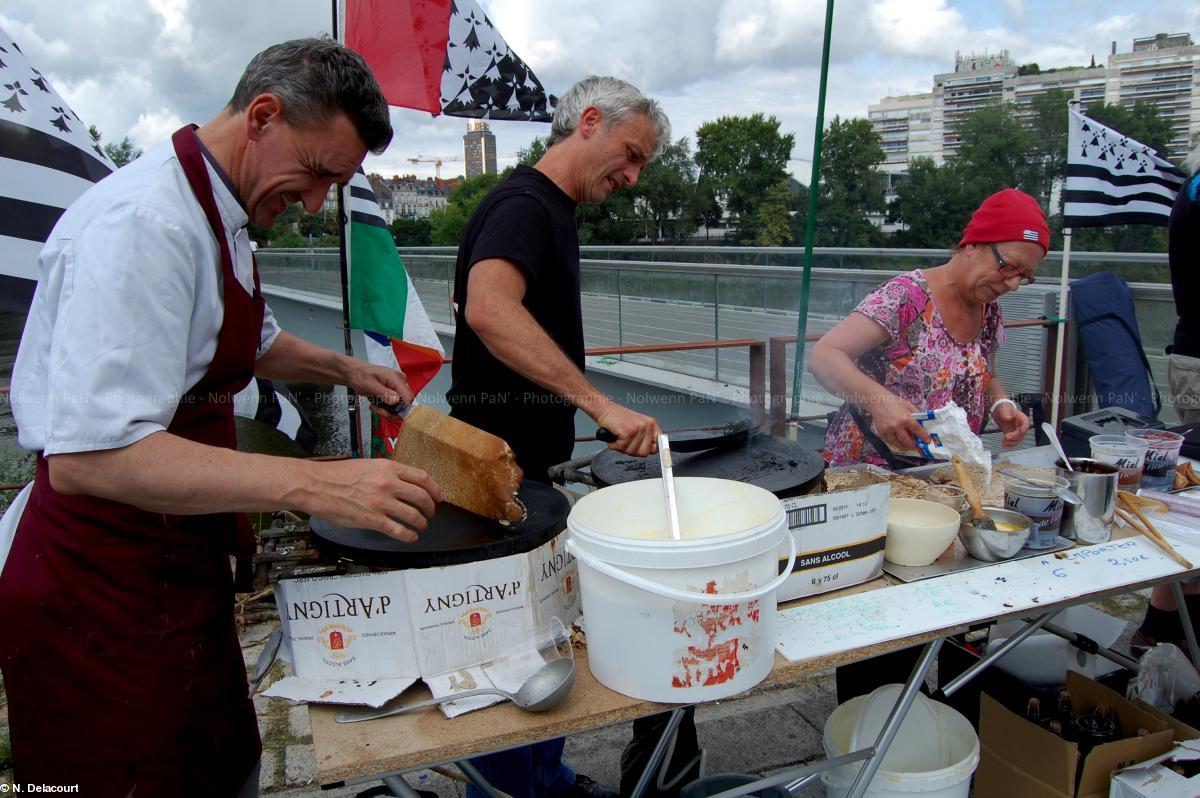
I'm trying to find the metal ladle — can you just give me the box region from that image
[335,656,576,723]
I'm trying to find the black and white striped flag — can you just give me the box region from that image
[1063,108,1185,228]
[0,25,115,281]
[233,379,319,454]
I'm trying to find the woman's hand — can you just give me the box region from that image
[865,393,932,454]
[992,401,1031,447]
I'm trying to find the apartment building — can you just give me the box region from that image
[869,33,1200,177]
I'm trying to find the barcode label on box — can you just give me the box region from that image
[788,504,827,529]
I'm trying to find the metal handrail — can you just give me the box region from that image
[269,245,1169,265]
[254,246,1181,422]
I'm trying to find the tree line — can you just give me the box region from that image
[96,93,1181,259]
[389,91,1178,258]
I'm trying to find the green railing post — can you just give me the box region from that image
[791,0,836,419]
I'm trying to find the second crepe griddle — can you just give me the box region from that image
[590,433,826,497]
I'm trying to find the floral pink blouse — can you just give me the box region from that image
[823,270,1005,467]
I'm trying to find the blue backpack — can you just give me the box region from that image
[1070,271,1160,419]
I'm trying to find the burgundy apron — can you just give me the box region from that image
[0,126,263,796]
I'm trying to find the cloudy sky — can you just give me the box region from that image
[3,1,1197,182]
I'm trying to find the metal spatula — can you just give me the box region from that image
[952,454,997,530]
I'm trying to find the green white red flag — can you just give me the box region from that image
[346,170,444,457]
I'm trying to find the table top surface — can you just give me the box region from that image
[310,448,1200,786]
[311,534,1200,787]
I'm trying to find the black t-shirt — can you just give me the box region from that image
[447,165,583,481]
[1169,172,1200,357]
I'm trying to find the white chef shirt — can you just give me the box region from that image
[10,137,280,456]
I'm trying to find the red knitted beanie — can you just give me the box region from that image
[958,188,1050,255]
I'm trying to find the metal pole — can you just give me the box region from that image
[1171,581,1200,665]
[1049,99,1078,430]
[790,0,836,417]
[846,638,943,798]
[331,0,361,458]
[454,760,505,798]
[1050,227,1072,430]
[629,708,687,798]
[939,610,1061,697]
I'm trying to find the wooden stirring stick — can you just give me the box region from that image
[952,454,997,530]
[1116,507,1147,534]
[1117,493,1193,569]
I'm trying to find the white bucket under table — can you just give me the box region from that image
[567,477,794,703]
[821,686,979,798]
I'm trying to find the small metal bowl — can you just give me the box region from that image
[958,507,1033,562]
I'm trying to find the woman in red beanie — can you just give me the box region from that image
[810,188,1046,467]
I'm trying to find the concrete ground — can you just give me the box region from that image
[0,590,1151,796]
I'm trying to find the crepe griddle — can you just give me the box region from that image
[590,433,826,497]
[309,479,569,568]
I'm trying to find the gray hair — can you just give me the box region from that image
[548,75,670,160]
[228,37,392,154]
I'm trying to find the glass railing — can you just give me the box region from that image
[256,247,1179,420]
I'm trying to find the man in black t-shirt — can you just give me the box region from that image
[450,76,679,798]
[448,76,668,482]
[1131,144,1200,659]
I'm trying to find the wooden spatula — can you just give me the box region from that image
[952,454,997,530]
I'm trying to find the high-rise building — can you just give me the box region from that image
[869,33,1200,177]
[463,121,497,177]
[1107,33,1200,158]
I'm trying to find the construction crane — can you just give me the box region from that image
[407,156,462,179]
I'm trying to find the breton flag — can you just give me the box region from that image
[346,170,445,458]
[342,0,555,121]
[0,25,115,281]
[1063,108,1186,228]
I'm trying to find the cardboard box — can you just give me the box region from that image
[976,671,1175,798]
[274,530,580,683]
[1132,698,1200,743]
[777,464,890,602]
[1109,741,1200,797]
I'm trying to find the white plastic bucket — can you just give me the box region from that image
[821,686,979,798]
[566,477,794,703]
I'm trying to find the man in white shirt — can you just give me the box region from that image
[0,38,440,797]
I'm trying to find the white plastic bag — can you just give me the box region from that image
[889,401,992,475]
[1128,643,1200,713]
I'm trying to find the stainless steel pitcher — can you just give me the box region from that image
[1055,458,1119,544]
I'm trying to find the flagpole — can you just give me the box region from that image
[1050,226,1072,430]
[789,0,835,427]
[333,0,363,458]
[1047,99,1083,433]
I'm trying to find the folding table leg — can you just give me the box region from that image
[1170,581,1200,665]
[628,707,688,798]
[938,609,1061,698]
[381,775,426,798]
[454,760,505,798]
[1039,620,1140,672]
[844,638,943,798]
